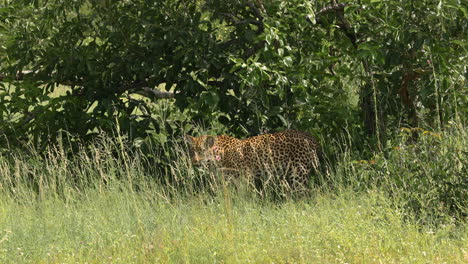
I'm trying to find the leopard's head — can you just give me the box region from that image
[184,135,218,165]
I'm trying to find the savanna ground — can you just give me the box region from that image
[0,125,466,263]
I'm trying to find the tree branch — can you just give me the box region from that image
[247,1,264,34]
[132,87,175,99]
[0,70,34,81]
[247,1,264,21]
[0,71,175,100]
[310,2,357,48]
[316,3,347,16]
[242,40,267,60]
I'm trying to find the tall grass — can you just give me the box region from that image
[0,126,466,263]
[333,122,467,225]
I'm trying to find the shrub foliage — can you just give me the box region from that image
[1,0,466,149]
[338,125,467,224]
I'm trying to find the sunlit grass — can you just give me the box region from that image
[0,131,466,263]
[1,187,465,263]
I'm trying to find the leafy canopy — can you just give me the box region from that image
[0,0,466,151]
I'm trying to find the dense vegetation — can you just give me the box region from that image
[0,0,466,262]
[1,0,466,146]
[0,131,466,263]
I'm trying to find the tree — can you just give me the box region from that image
[1,0,466,153]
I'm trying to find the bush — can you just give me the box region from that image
[338,123,467,225]
[1,0,466,153]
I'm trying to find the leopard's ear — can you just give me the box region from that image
[204,136,216,148]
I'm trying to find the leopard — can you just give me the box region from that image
[184,129,323,190]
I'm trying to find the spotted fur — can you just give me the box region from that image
[185,130,322,188]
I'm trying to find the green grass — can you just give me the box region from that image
[0,128,466,263]
[1,187,465,263]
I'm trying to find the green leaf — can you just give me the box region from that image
[200,91,220,107]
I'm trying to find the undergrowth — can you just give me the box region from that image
[0,123,466,263]
[334,122,467,226]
